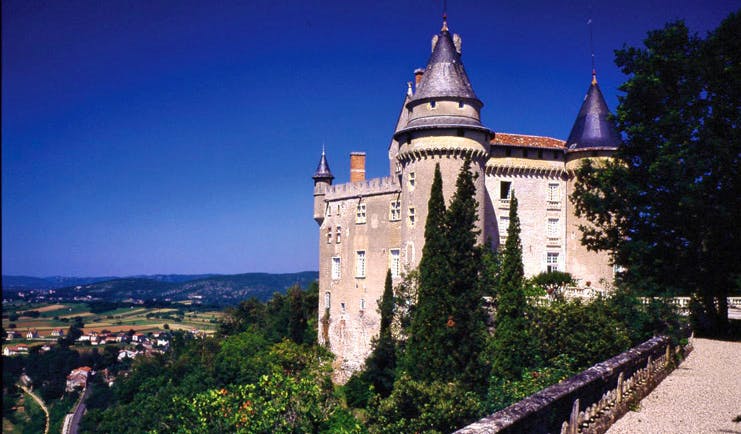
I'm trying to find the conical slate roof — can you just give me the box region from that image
[312,149,334,181]
[411,28,479,102]
[566,75,621,151]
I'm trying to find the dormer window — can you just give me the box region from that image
[458,101,464,109]
[429,100,437,109]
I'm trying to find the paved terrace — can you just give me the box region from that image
[608,338,741,434]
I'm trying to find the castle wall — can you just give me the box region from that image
[564,153,616,287]
[318,177,401,383]
[485,149,567,277]
[398,130,489,272]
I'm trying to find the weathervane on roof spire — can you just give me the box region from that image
[588,2,597,85]
[441,0,448,31]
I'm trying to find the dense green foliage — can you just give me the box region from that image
[362,270,397,398]
[403,160,488,389]
[79,283,363,433]
[489,193,534,380]
[571,13,741,336]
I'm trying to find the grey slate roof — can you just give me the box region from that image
[403,115,490,132]
[411,30,479,103]
[566,76,622,151]
[312,150,334,181]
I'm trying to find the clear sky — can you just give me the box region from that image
[3,0,738,277]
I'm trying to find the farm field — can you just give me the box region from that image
[2,302,223,338]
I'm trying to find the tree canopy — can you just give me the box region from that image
[571,13,741,335]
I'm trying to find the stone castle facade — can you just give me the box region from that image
[312,19,621,382]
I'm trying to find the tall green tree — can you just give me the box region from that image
[363,270,397,398]
[404,160,488,388]
[490,193,534,380]
[571,13,741,335]
[443,158,488,388]
[403,163,450,380]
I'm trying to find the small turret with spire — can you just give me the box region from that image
[312,147,334,224]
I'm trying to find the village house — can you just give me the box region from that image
[3,344,29,356]
[65,366,92,392]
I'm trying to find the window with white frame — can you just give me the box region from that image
[325,203,331,217]
[408,207,416,226]
[360,298,366,311]
[326,227,332,244]
[500,181,512,200]
[356,203,366,224]
[356,251,366,278]
[548,183,560,202]
[336,226,341,243]
[547,218,559,238]
[389,249,401,278]
[546,252,559,272]
[499,215,510,234]
[331,257,341,280]
[390,201,401,221]
[408,172,416,188]
[324,292,330,309]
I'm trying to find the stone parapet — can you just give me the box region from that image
[325,176,400,201]
[456,335,691,434]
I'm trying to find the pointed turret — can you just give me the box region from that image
[565,72,621,151]
[312,148,333,224]
[395,18,491,137]
[410,26,479,103]
[312,148,334,182]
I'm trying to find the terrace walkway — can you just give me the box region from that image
[607,338,741,434]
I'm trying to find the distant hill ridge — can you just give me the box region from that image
[2,272,319,306]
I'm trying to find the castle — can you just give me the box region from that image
[312,18,621,381]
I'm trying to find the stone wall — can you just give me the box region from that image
[456,335,692,434]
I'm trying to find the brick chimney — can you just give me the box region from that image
[350,152,366,182]
[414,68,425,92]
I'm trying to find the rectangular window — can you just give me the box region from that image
[326,227,332,244]
[547,218,559,238]
[500,215,510,234]
[500,181,512,200]
[331,257,341,280]
[548,183,560,202]
[409,172,416,188]
[356,251,366,278]
[360,298,366,311]
[336,226,341,243]
[389,249,401,278]
[547,252,559,272]
[356,203,366,224]
[325,203,331,217]
[390,201,401,221]
[408,207,416,226]
[340,302,346,313]
[324,292,330,309]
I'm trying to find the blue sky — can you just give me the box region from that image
[3,0,738,277]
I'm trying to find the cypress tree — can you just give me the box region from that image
[404,160,488,389]
[443,158,488,388]
[363,269,397,397]
[403,163,451,380]
[490,192,533,380]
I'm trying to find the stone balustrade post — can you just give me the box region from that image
[569,399,580,434]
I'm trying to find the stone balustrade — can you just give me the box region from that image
[456,335,693,434]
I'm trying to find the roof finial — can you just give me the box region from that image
[322,143,325,155]
[588,2,597,84]
[441,0,448,31]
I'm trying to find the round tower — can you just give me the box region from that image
[564,72,621,287]
[393,18,493,268]
[312,148,334,224]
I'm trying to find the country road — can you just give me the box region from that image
[19,385,49,434]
